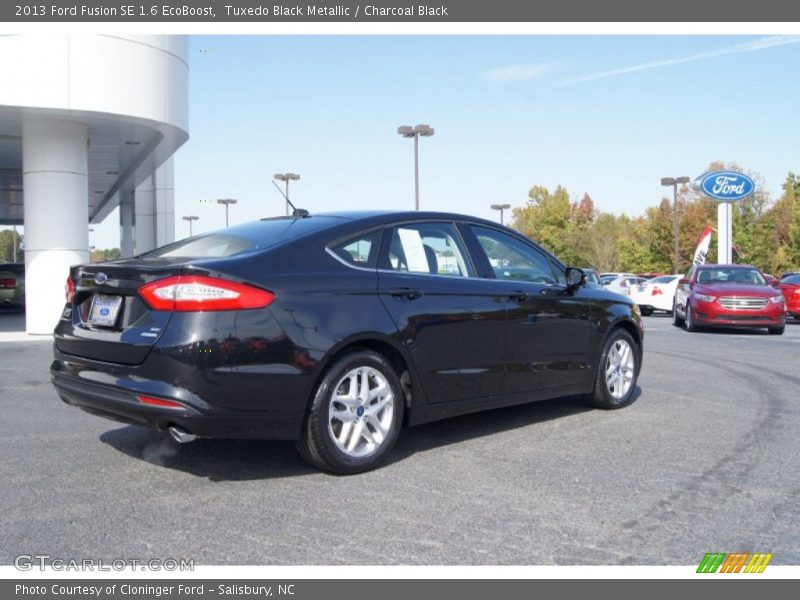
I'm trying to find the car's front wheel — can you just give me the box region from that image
[296,350,404,475]
[672,299,684,327]
[685,303,697,332]
[585,328,640,409]
[768,325,785,335]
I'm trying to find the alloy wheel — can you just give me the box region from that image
[605,339,635,400]
[327,366,395,458]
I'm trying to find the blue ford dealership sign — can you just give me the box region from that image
[696,170,755,202]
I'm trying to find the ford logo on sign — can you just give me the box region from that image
[94,272,108,285]
[696,170,755,202]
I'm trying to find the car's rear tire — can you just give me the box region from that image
[768,325,785,335]
[584,328,640,410]
[672,300,684,327]
[296,350,404,475]
[641,307,653,317]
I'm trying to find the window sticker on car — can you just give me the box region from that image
[397,228,430,273]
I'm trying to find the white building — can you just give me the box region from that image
[0,35,189,334]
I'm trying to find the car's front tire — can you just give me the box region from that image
[585,328,640,410]
[685,303,698,332]
[672,299,684,327]
[296,350,404,475]
[768,325,785,335]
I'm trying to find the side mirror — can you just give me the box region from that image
[679,278,690,285]
[771,281,780,289]
[565,267,586,288]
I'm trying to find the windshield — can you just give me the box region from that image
[782,274,800,285]
[141,216,341,259]
[696,268,766,285]
[649,276,677,284]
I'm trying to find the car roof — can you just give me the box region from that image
[312,209,505,227]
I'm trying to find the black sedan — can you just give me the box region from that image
[52,211,644,474]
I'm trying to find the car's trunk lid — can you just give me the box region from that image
[54,259,187,365]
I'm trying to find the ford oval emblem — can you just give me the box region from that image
[94,272,108,285]
[696,170,755,202]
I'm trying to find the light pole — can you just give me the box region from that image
[11,225,18,262]
[216,198,237,228]
[273,173,300,216]
[661,176,690,274]
[182,215,199,237]
[490,203,511,225]
[397,124,434,210]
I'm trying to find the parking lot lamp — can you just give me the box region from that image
[273,173,300,216]
[398,124,435,211]
[216,198,237,228]
[182,215,199,237]
[490,203,511,225]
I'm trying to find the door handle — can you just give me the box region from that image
[508,290,529,302]
[389,287,424,300]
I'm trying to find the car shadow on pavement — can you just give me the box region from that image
[99,389,635,480]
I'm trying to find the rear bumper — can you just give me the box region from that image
[51,360,304,440]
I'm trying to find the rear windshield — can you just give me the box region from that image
[649,276,677,284]
[782,274,800,285]
[141,217,341,259]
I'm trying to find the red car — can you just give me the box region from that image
[778,273,800,319]
[673,264,785,335]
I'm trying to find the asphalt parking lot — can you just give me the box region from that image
[1,312,799,565]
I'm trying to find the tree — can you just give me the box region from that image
[511,184,577,264]
[90,248,121,262]
[0,229,23,263]
[507,165,800,278]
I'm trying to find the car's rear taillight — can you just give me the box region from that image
[138,275,275,312]
[0,277,16,289]
[652,287,663,296]
[65,276,75,303]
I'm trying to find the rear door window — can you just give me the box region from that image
[383,222,472,277]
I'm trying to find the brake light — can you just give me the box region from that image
[0,277,16,289]
[138,395,185,410]
[651,287,663,296]
[65,276,75,303]
[139,275,275,312]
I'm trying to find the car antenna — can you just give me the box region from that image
[271,180,309,218]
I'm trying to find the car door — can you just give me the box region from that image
[464,224,595,393]
[377,221,509,404]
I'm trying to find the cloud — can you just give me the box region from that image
[484,63,561,82]
[558,35,800,86]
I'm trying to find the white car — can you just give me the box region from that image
[599,272,636,286]
[604,275,648,297]
[629,274,682,315]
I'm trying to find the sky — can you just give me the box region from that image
[86,34,800,247]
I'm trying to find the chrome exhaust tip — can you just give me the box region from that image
[168,426,197,444]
